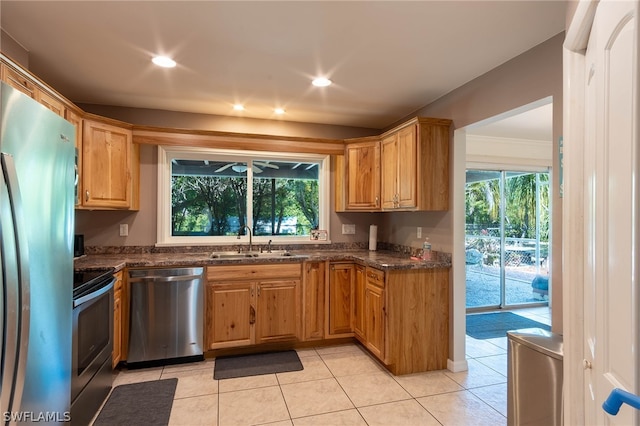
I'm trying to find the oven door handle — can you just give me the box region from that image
[73,278,115,308]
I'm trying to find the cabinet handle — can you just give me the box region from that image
[375,196,379,206]
[257,286,261,297]
[249,305,256,324]
[85,190,89,202]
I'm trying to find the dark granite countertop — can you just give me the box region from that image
[74,249,451,273]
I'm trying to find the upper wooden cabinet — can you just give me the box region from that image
[339,117,451,212]
[381,118,451,211]
[36,90,65,117]
[65,109,83,207]
[1,61,65,117]
[344,138,381,210]
[82,117,139,210]
[1,62,37,98]
[381,125,418,209]
[1,54,140,211]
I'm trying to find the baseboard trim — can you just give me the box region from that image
[447,358,469,373]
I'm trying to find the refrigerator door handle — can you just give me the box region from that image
[0,152,31,420]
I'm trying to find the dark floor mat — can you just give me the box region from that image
[93,378,177,426]
[214,350,303,380]
[466,311,550,339]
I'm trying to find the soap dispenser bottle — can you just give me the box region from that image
[421,237,432,261]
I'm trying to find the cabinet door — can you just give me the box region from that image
[302,261,325,341]
[397,125,418,208]
[256,280,300,343]
[36,90,65,117]
[113,289,122,368]
[206,282,254,349]
[353,265,366,339]
[82,120,132,208]
[112,271,123,368]
[328,263,354,335]
[66,110,83,207]
[381,134,398,209]
[346,141,380,210]
[1,64,36,98]
[365,283,385,359]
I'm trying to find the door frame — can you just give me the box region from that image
[562,1,600,425]
[449,98,554,373]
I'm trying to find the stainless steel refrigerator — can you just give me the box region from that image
[1,82,75,423]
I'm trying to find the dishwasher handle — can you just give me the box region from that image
[129,274,203,283]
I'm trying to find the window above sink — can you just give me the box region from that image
[157,146,330,246]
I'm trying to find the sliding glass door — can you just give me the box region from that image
[465,169,550,310]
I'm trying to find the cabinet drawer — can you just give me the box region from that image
[365,267,385,288]
[207,263,301,281]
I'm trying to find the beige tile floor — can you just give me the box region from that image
[97,307,551,426]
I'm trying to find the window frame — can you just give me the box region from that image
[157,145,331,246]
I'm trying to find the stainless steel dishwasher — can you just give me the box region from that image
[127,267,204,364]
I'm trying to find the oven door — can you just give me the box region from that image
[71,277,114,402]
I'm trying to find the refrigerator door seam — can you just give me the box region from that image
[0,153,31,421]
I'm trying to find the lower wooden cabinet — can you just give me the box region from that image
[255,280,300,343]
[385,268,449,374]
[302,261,325,341]
[363,267,385,359]
[205,264,301,350]
[328,263,449,375]
[112,271,123,368]
[206,281,254,348]
[327,263,354,337]
[352,265,366,339]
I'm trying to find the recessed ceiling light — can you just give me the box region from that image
[312,77,332,87]
[233,104,245,111]
[152,56,176,68]
[274,108,286,115]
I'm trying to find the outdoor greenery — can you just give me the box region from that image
[171,175,318,236]
[466,172,549,241]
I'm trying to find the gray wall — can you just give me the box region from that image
[380,32,564,331]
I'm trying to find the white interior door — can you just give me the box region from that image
[582,0,639,424]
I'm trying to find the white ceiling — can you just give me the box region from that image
[0,1,565,131]
[468,102,553,141]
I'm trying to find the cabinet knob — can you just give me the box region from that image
[583,359,592,370]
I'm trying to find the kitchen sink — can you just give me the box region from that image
[210,250,306,259]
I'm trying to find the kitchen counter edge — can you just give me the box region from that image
[74,250,451,273]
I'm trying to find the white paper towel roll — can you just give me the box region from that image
[369,225,377,251]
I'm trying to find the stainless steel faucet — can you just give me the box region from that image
[238,225,253,252]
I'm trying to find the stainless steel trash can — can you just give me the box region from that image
[507,328,563,426]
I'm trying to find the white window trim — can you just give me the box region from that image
[157,145,331,246]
